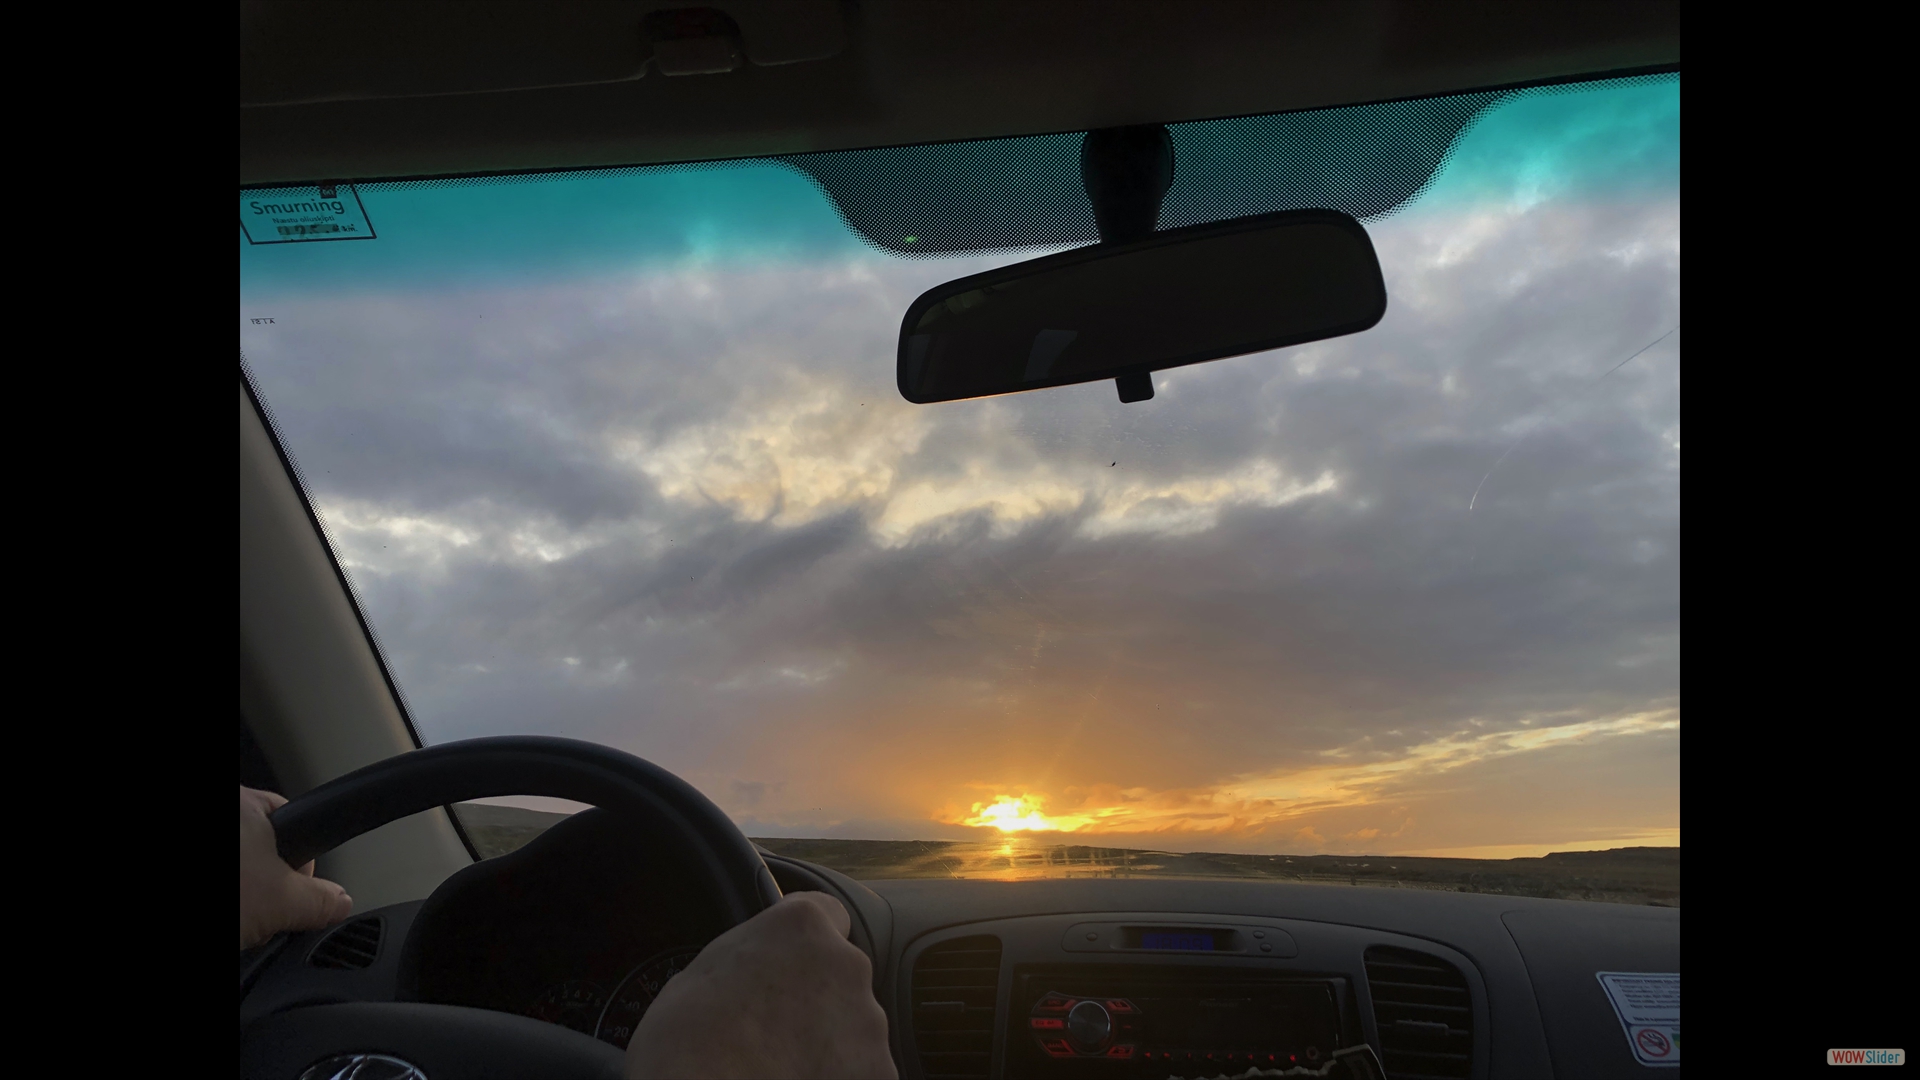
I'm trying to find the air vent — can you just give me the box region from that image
[1364,945,1474,1080]
[911,935,1002,1080]
[307,916,383,970]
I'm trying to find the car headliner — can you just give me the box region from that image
[240,0,1679,185]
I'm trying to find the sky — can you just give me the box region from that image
[240,77,1679,860]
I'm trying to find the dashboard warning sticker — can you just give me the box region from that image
[240,184,375,244]
[1597,972,1679,1067]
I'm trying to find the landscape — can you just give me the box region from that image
[452,803,1679,907]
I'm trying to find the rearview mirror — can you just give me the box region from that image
[896,208,1386,404]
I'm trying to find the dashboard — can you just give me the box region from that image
[240,817,1679,1079]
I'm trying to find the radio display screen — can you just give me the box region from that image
[1012,969,1345,1073]
[1139,931,1215,951]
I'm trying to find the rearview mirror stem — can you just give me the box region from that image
[1083,125,1174,404]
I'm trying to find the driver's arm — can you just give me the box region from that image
[626,891,898,1080]
[240,785,354,950]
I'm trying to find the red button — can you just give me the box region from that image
[1030,1018,1064,1030]
[1040,1038,1074,1057]
[1106,1045,1136,1059]
[1037,994,1074,1012]
[1106,999,1136,1013]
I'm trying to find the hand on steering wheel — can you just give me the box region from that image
[240,785,353,950]
[242,737,892,1080]
[628,892,896,1079]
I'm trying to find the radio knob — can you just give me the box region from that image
[1067,1000,1112,1050]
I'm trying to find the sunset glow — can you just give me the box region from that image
[963,795,1092,833]
[938,709,1680,850]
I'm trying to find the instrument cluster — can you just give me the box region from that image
[525,944,704,1049]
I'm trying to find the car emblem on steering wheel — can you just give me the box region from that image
[296,1052,430,1080]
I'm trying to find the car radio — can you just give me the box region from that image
[1008,966,1348,1077]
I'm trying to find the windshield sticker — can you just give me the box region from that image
[1596,972,1679,1067]
[240,184,375,244]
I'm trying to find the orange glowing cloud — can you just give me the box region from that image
[935,709,1680,851]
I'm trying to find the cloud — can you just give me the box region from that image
[239,94,1679,857]
[618,382,930,530]
[916,708,1676,847]
[728,779,784,808]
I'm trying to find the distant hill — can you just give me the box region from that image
[452,802,573,830]
[1537,846,1679,865]
[452,803,572,858]
[449,804,1678,907]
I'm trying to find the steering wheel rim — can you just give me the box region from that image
[269,735,782,926]
[247,737,781,1079]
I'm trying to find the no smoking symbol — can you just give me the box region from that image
[1636,1028,1672,1057]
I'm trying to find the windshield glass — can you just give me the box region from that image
[241,75,1678,903]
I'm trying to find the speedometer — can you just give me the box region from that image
[527,979,606,1035]
[594,945,703,1050]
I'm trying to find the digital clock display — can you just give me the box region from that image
[1139,931,1216,951]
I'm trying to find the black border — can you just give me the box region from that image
[237,62,1679,192]
[239,183,380,245]
[240,360,484,863]
[894,208,1388,404]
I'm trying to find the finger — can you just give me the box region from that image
[278,870,354,932]
[297,860,316,878]
[240,784,285,805]
[780,890,852,938]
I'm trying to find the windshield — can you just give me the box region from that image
[241,74,1678,903]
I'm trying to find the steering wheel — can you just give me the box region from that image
[241,736,783,1080]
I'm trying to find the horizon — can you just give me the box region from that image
[459,799,1677,863]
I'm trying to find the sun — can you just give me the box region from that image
[963,794,1075,833]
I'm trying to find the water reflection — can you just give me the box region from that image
[912,838,1170,881]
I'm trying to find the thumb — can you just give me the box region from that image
[277,869,354,932]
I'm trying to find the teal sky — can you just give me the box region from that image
[240,76,1676,297]
[1424,78,1678,210]
[240,163,862,293]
